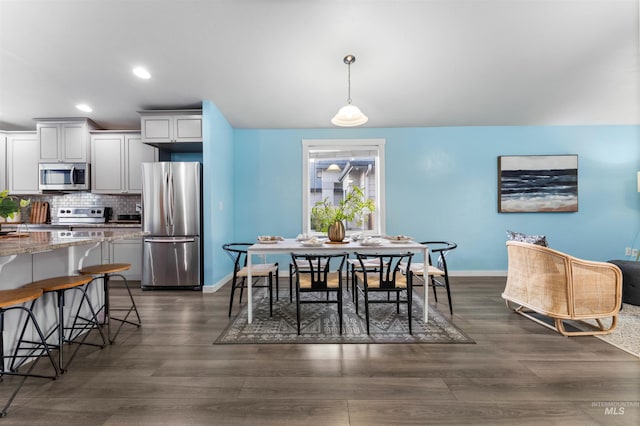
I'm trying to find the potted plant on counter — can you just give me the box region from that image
[311,186,375,242]
[0,190,30,232]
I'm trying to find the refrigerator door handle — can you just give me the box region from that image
[145,237,196,243]
[163,170,170,227]
[167,168,175,226]
[169,170,176,226]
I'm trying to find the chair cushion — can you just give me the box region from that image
[237,263,278,277]
[398,262,444,277]
[298,272,341,289]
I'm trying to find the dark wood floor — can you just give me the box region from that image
[1,277,638,425]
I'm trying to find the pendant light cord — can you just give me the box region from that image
[347,62,352,105]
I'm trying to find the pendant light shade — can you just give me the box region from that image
[332,55,368,127]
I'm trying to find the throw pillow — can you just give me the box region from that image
[506,230,548,247]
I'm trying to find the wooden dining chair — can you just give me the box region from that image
[354,252,414,334]
[223,243,279,317]
[290,253,347,335]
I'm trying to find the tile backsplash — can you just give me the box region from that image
[25,193,141,223]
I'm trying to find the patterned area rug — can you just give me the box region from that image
[537,303,640,358]
[215,290,474,344]
[591,303,640,358]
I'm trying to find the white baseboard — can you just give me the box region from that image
[202,272,232,293]
[450,270,507,277]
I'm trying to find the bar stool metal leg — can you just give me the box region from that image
[62,284,108,370]
[79,263,141,344]
[14,275,102,373]
[1,288,59,417]
[101,272,142,343]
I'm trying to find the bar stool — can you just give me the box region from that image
[1,287,59,417]
[18,275,106,373]
[78,263,141,344]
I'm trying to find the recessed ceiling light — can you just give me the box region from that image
[133,67,151,79]
[75,104,92,112]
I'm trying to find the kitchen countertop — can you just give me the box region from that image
[68,222,142,228]
[0,229,147,257]
[0,222,142,230]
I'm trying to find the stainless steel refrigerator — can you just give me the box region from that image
[141,162,202,289]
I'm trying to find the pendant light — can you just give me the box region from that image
[331,55,368,127]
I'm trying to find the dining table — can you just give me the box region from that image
[246,237,430,324]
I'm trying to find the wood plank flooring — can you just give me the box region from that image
[1,277,638,425]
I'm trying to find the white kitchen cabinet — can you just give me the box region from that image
[139,110,202,143]
[37,118,97,163]
[109,238,142,280]
[126,134,158,192]
[70,227,142,281]
[91,131,157,194]
[0,132,6,190]
[6,132,40,194]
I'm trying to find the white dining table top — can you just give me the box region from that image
[247,237,427,253]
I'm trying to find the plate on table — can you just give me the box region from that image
[386,235,413,243]
[257,236,283,244]
[301,241,324,247]
[360,238,384,247]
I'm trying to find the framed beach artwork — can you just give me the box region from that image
[498,155,578,213]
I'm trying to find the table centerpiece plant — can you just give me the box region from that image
[0,190,30,231]
[311,186,375,242]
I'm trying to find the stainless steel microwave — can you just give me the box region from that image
[39,163,90,191]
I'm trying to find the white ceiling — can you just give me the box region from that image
[0,0,638,131]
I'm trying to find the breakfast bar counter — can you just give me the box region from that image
[0,229,145,257]
[0,228,145,299]
[0,229,146,364]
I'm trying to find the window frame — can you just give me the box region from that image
[302,138,386,236]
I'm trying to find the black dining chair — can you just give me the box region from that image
[290,252,347,335]
[354,252,414,335]
[223,243,279,317]
[406,241,457,315]
[288,257,328,303]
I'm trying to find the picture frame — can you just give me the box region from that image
[498,155,578,213]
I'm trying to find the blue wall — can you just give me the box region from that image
[200,100,639,281]
[202,101,234,287]
[231,126,640,273]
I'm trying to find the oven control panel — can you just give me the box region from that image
[57,206,108,223]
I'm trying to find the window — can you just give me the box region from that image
[302,139,385,236]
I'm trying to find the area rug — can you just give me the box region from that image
[590,304,640,358]
[532,304,640,358]
[215,290,474,344]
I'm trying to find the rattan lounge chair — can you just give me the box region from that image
[503,241,622,336]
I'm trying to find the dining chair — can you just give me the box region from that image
[406,241,457,315]
[223,243,279,317]
[288,258,328,303]
[290,253,347,335]
[354,252,414,335]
